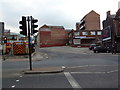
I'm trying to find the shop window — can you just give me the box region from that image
[90,31,95,35]
[73,39,80,44]
[74,32,79,36]
[82,32,88,35]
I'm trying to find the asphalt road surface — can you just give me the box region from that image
[2,46,119,89]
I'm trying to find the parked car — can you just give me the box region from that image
[93,46,110,53]
[89,44,97,50]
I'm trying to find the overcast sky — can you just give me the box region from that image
[0,0,120,33]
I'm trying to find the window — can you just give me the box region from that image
[90,31,95,35]
[82,32,88,35]
[73,39,80,44]
[97,31,101,35]
[74,32,79,36]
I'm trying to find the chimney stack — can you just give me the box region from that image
[76,22,80,31]
[107,11,111,16]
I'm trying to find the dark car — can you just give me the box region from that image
[93,46,110,53]
[89,44,97,50]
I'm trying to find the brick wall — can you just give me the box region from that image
[39,25,68,47]
[78,10,101,31]
[85,11,100,30]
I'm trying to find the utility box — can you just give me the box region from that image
[13,42,26,55]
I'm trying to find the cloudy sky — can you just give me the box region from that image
[0,0,119,33]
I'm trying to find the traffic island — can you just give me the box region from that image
[23,67,64,74]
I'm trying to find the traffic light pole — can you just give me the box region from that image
[30,16,33,35]
[19,16,38,71]
[28,16,32,70]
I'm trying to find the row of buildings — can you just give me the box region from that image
[36,10,102,48]
[36,9,120,52]
[1,9,120,53]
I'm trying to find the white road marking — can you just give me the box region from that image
[67,65,118,69]
[67,65,88,69]
[64,72,82,88]
[20,76,23,77]
[16,79,19,82]
[107,70,118,73]
[11,85,15,88]
[71,72,105,74]
[62,66,66,69]
[88,65,118,67]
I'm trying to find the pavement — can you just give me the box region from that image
[3,50,47,61]
[23,66,64,74]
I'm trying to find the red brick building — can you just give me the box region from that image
[69,10,101,47]
[76,10,101,31]
[38,24,68,47]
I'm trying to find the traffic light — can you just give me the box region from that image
[4,37,7,43]
[31,16,38,35]
[19,16,27,36]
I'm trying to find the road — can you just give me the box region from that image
[2,46,119,89]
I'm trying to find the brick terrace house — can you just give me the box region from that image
[69,10,102,47]
[102,11,115,50]
[37,24,68,47]
[102,10,120,53]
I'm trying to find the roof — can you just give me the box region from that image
[40,24,64,29]
[10,32,25,37]
[4,29,10,33]
[116,9,120,17]
[109,15,116,18]
[81,10,100,21]
[65,29,72,33]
